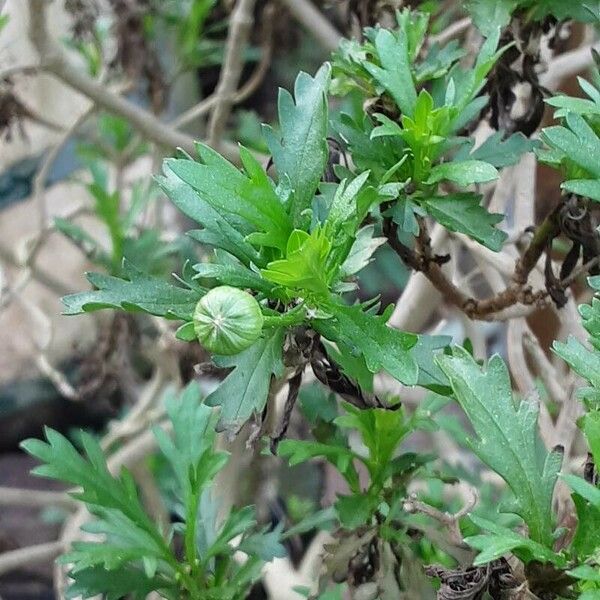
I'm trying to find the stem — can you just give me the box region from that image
[262,308,307,328]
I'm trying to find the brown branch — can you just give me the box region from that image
[26,0,246,164]
[207,0,257,148]
[277,0,342,52]
[384,201,564,321]
[0,541,64,576]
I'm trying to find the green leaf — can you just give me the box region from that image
[193,255,279,297]
[165,144,292,253]
[426,160,498,187]
[459,131,539,168]
[562,179,600,202]
[263,64,331,227]
[553,337,600,391]
[583,412,600,469]
[423,193,507,251]
[335,404,411,485]
[340,225,386,278]
[364,28,417,117]
[466,514,566,567]
[570,493,600,558]
[568,565,600,583]
[465,0,515,36]
[542,114,600,179]
[206,328,285,433]
[436,349,563,546]
[335,494,377,528]
[64,565,165,600]
[157,166,262,267]
[62,261,200,320]
[312,303,419,385]
[262,228,333,296]
[563,474,600,508]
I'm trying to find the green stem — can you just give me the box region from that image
[262,307,307,328]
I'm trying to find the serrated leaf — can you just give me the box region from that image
[436,349,563,546]
[62,261,200,320]
[465,0,514,36]
[583,412,600,469]
[193,259,278,297]
[206,328,285,433]
[312,303,419,385]
[262,228,333,296]
[263,64,331,227]
[64,565,164,600]
[423,193,507,251]
[542,114,600,179]
[570,492,600,558]
[458,131,539,168]
[165,144,292,253]
[426,160,498,186]
[340,225,386,277]
[562,179,600,202]
[158,166,262,267]
[335,494,377,528]
[553,337,600,391]
[466,514,566,567]
[364,28,417,117]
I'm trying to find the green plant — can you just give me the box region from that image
[18,2,600,599]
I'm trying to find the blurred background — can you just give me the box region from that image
[0,1,593,598]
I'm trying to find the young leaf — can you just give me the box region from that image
[157,166,263,267]
[426,160,498,187]
[436,349,563,546]
[62,261,201,320]
[457,131,539,168]
[364,28,417,117]
[423,193,507,251]
[340,225,386,278]
[165,144,292,253]
[263,64,331,227]
[206,328,285,433]
[312,303,419,385]
[465,514,566,567]
[262,228,333,296]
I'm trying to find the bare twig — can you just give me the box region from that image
[0,541,64,576]
[26,0,244,163]
[207,0,257,147]
[403,488,478,548]
[0,487,75,510]
[277,0,342,52]
[427,17,472,48]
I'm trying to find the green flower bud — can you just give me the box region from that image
[193,286,263,355]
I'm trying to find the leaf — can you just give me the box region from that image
[426,160,498,187]
[582,412,600,469]
[553,337,600,391]
[466,514,566,567]
[340,225,386,277]
[563,474,600,508]
[263,64,331,227]
[157,166,262,267]
[62,261,200,320]
[193,255,279,297]
[364,28,417,117]
[458,131,539,168]
[568,565,600,584]
[465,0,515,36]
[542,113,600,179]
[312,303,419,385]
[206,328,285,433]
[262,228,333,296]
[570,493,600,558]
[436,349,563,546]
[562,179,600,203]
[335,404,411,486]
[335,494,377,528]
[64,565,164,600]
[423,193,507,251]
[165,144,292,252]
